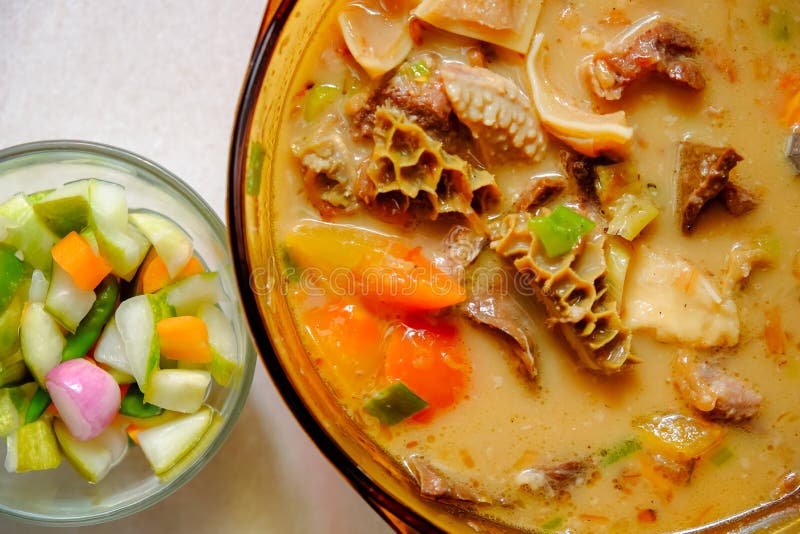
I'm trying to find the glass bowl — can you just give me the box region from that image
[0,140,256,526]
[227,2,800,532]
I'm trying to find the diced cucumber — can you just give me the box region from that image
[26,188,55,204]
[20,303,65,387]
[79,227,100,255]
[54,418,128,483]
[0,193,58,272]
[115,294,160,393]
[137,405,212,475]
[158,412,221,482]
[45,263,96,333]
[161,272,223,316]
[94,318,134,376]
[198,304,238,386]
[31,179,90,236]
[0,351,29,388]
[28,269,48,304]
[88,180,150,281]
[130,211,193,279]
[0,382,37,437]
[144,369,210,413]
[5,417,62,472]
[0,288,25,359]
[0,245,26,313]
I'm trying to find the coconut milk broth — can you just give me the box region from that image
[271,1,800,531]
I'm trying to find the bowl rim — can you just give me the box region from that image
[0,139,256,526]
[226,2,444,532]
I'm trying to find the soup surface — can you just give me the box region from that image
[269,0,800,531]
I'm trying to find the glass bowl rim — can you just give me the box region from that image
[0,138,257,526]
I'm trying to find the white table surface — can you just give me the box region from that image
[0,2,393,533]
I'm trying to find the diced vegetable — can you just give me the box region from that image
[600,437,642,466]
[119,383,163,418]
[31,179,90,236]
[137,405,213,475]
[62,276,119,361]
[5,418,62,472]
[115,294,161,393]
[364,382,429,425]
[130,212,193,279]
[635,413,724,461]
[161,272,224,316]
[595,164,659,240]
[0,382,36,437]
[304,83,340,121]
[0,193,59,272]
[285,221,466,310]
[541,517,564,532]
[51,231,112,291]
[0,288,24,359]
[197,304,238,386]
[0,351,29,387]
[53,418,128,483]
[44,262,96,333]
[24,386,51,423]
[28,269,48,304]
[144,369,211,413]
[529,205,596,257]
[46,359,121,441]
[156,413,222,483]
[710,445,734,466]
[764,306,786,355]
[402,60,431,81]
[604,236,632,306]
[93,318,135,376]
[383,318,470,420]
[20,302,65,387]
[0,246,26,313]
[139,251,204,295]
[246,141,265,196]
[156,316,212,363]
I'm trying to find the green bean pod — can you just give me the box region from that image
[62,276,119,361]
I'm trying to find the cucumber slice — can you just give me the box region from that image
[94,318,134,377]
[54,418,128,483]
[130,211,193,279]
[0,288,25,359]
[28,269,48,304]
[88,180,150,281]
[0,382,37,437]
[0,351,29,388]
[0,194,58,272]
[115,294,160,393]
[143,369,210,413]
[137,405,212,475]
[20,303,65,387]
[161,272,223,316]
[198,304,238,386]
[158,412,222,483]
[45,263,96,333]
[26,188,55,204]
[5,417,62,472]
[32,180,90,236]
[0,246,26,313]
[79,227,100,255]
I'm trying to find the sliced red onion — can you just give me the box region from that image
[46,359,121,441]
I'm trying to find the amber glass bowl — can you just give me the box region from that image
[227,2,800,532]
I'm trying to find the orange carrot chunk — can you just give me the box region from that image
[140,250,171,294]
[51,231,113,291]
[156,316,212,363]
[177,256,205,279]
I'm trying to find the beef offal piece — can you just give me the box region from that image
[582,19,706,101]
[675,141,743,233]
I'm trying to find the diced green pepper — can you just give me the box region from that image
[246,141,266,196]
[600,437,642,466]
[710,446,734,466]
[24,386,51,424]
[303,83,340,122]
[364,382,428,425]
[541,516,564,531]
[119,383,163,418]
[402,60,431,81]
[529,206,596,257]
[62,276,119,361]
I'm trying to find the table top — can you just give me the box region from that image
[0,2,393,533]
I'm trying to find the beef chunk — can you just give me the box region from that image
[513,174,567,211]
[516,460,596,496]
[405,455,492,505]
[583,21,705,100]
[721,182,759,216]
[673,353,762,423]
[675,141,743,233]
[787,132,800,174]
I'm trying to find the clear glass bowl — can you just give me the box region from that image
[0,140,256,526]
[227,2,800,532]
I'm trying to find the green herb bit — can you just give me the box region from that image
[25,386,51,424]
[403,60,431,82]
[528,206,596,258]
[600,437,642,466]
[246,141,266,196]
[364,382,428,426]
[541,516,564,531]
[120,384,163,419]
[304,83,340,122]
[710,446,734,466]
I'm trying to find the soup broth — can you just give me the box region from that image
[269,0,800,531]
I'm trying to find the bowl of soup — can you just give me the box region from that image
[229,1,800,531]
